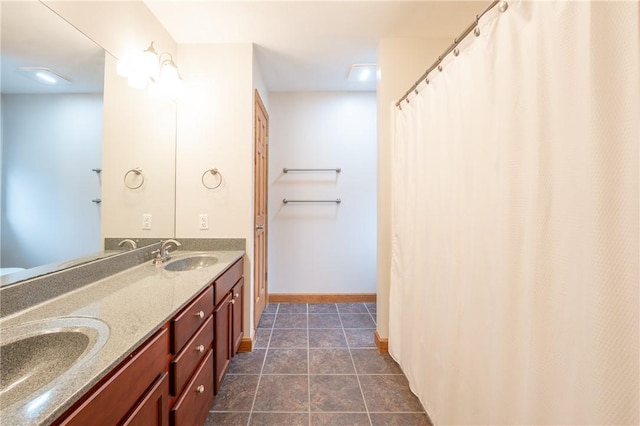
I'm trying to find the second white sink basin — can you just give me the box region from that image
[164,255,219,272]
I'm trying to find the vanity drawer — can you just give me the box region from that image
[214,258,243,305]
[170,315,213,396]
[171,286,214,354]
[170,349,214,426]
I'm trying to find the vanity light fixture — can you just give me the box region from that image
[117,42,184,100]
[347,64,376,82]
[18,67,71,85]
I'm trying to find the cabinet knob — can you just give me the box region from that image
[234,292,239,298]
[196,344,205,353]
[195,310,204,318]
[196,385,205,394]
[230,299,235,305]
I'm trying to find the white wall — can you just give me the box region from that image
[1,93,102,268]
[377,37,450,337]
[175,43,256,332]
[175,44,253,240]
[253,48,270,111]
[268,92,377,294]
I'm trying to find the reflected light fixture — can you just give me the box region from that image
[18,67,71,85]
[347,64,376,82]
[117,42,184,100]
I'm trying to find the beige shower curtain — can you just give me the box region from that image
[390,1,639,424]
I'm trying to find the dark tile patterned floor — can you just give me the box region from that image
[205,303,431,426]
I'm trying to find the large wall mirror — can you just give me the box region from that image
[0,1,176,285]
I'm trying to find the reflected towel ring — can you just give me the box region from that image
[124,168,144,189]
[201,168,223,189]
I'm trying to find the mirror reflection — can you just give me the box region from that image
[0,2,164,285]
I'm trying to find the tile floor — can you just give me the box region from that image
[204,303,431,426]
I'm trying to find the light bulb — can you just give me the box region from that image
[128,73,148,89]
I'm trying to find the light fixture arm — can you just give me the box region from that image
[118,41,184,99]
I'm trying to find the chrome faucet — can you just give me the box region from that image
[152,239,181,265]
[117,239,137,250]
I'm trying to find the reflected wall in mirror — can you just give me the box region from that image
[1,1,105,278]
[101,53,177,241]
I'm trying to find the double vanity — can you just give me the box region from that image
[0,243,245,426]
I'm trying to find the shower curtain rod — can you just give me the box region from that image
[395,0,501,107]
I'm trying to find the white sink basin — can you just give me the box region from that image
[164,255,219,272]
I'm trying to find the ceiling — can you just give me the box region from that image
[1,1,105,94]
[144,1,487,92]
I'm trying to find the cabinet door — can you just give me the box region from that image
[58,328,169,426]
[122,373,169,426]
[214,293,232,394]
[231,278,244,356]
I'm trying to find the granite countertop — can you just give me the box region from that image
[0,249,244,426]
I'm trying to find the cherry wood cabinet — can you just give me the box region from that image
[170,286,214,355]
[231,278,244,355]
[55,256,244,426]
[122,373,170,426]
[169,288,215,426]
[213,258,244,394]
[214,292,232,393]
[213,258,243,305]
[57,328,169,426]
[170,350,214,426]
[171,316,213,396]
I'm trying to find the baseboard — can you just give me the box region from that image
[374,330,388,354]
[268,293,376,303]
[238,336,253,353]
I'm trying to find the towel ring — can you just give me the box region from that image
[124,168,144,189]
[201,168,222,189]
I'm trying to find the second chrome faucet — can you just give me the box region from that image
[152,239,181,265]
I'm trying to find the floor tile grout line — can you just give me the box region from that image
[307,303,311,426]
[246,303,277,425]
[364,303,377,325]
[339,303,373,426]
[230,372,403,376]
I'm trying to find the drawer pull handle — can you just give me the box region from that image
[196,385,205,394]
[196,344,205,353]
[195,310,204,319]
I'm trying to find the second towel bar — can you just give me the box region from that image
[283,198,341,204]
[283,168,341,173]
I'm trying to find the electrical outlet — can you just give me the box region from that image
[142,214,152,230]
[199,214,209,230]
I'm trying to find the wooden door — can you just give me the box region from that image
[254,90,268,329]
